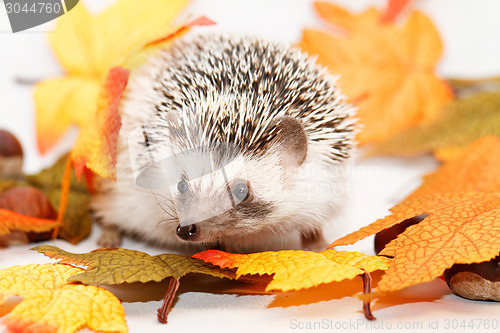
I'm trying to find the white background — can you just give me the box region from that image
[1,0,500,332]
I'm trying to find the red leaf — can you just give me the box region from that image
[381,0,413,23]
[145,16,217,48]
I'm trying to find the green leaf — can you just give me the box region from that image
[32,245,236,285]
[26,155,91,244]
[32,245,238,323]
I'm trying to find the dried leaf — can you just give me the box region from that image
[332,193,500,294]
[371,91,500,159]
[194,249,390,292]
[0,263,127,333]
[298,2,452,144]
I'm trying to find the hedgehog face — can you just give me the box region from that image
[171,152,281,244]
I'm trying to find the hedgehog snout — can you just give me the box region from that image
[176,223,199,241]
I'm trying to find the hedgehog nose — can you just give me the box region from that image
[176,223,198,241]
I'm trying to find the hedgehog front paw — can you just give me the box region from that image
[300,228,328,252]
[97,225,122,248]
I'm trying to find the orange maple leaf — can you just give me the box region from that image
[0,209,61,236]
[330,137,500,293]
[298,1,452,144]
[407,136,500,199]
[332,137,500,248]
[194,249,390,292]
[332,193,500,293]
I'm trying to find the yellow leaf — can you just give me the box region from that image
[33,245,235,324]
[34,0,190,178]
[49,0,188,75]
[34,77,100,153]
[71,67,129,179]
[0,263,127,333]
[194,249,390,292]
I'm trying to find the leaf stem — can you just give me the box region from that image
[157,278,180,324]
[361,270,376,321]
[52,155,72,240]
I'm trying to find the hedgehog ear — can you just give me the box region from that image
[270,117,308,168]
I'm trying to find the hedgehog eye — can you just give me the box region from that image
[233,183,249,202]
[177,180,188,194]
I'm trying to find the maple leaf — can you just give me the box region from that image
[330,136,500,294]
[298,1,452,144]
[34,0,215,179]
[0,263,127,333]
[33,245,235,324]
[370,91,500,160]
[0,209,60,236]
[194,249,390,292]
[70,66,129,179]
[379,193,500,293]
[194,249,390,319]
[381,0,414,23]
[406,136,500,198]
[35,0,187,152]
[332,137,500,247]
[332,193,500,294]
[331,195,500,294]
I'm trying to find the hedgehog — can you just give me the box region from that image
[91,32,355,253]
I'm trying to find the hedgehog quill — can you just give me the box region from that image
[92,32,355,253]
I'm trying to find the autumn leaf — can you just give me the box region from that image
[194,249,390,292]
[370,91,500,160]
[329,135,500,294]
[406,136,500,198]
[330,192,500,294]
[332,137,500,247]
[35,0,188,152]
[0,209,60,236]
[380,193,500,293]
[33,245,235,323]
[34,0,215,179]
[0,263,127,333]
[70,66,129,179]
[381,0,414,23]
[298,1,452,143]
